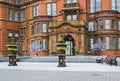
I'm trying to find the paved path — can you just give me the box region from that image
[0,62,120,81]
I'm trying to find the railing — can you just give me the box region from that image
[62,3,80,10]
[64,3,79,8]
[33,15,52,22]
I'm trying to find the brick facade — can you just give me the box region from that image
[0,0,120,56]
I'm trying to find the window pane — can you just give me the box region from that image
[66,0,71,3]
[38,40,42,50]
[8,32,13,37]
[117,0,120,12]
[8,9,12,20]
[47,4,51,15]
[73,15,77,20]
[37,23,40,33]
[67,15,71,21]
[88,22,94,31]
[32,26,36,34]
[96,0,101,11]
[43,39,47,50]
[15,33,18,37]
[15,0,18,5]
[73,0,77,3]
[106,37,110,49]
[118,21,120,30]
[90,38,94,49]
[100,20,104,29]
[118,38,120,49]
[111,0,116,10]
[52,3,56,16]
[105,20,110,29]
[22,41,24,51]
[90,0,95,12]
[15,11,18,21]
[112,37,115,49]
[8,0,12,3]
[21,9,25,21]
[36,5,39,16]
[42,24,47,32]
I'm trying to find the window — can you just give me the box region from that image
[14,11,18,21]
[111,0,120,12]
[15,33,19,44]
[20,28,26,36]
[73,15,77,20]
[33,5,39,17]
[21,0,24,4]
[14,0,18,5]
[66,0,77,3]
[88,22,94,31]
[118,38,120,49]
[111,0,116,10]
[117,0,120,12]
[96,0,101,11]
[112,37,115,49]
[8,9,12,20]
[112,19,114,29]
[43,39,47,50]
[66,14,77,21]
[99,20,104,29]
[8,31,19,45]
[90,0,95,12]
[8,0,12,3]
[21,41,24,51]
[90,0,101,13]
[67,15,72,21]
[8,32,13,37]
[21,9,25,21]
[118,21,120,30]
[106,37,110,49]
[32,26,36,34]
[37,23,41,33]
[42,24,47,32]
[38,39,42,50]
[105,20,110,29]
[90,38,94,50]
[47,3,56,16]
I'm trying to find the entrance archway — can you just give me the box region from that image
[64,34,75,56]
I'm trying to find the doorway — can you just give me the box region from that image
[64,35,75,56]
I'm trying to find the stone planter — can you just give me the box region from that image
[56,43,67,67]
[6,45,18,66]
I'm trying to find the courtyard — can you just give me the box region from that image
[0,62,120,81]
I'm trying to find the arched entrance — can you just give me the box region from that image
[64,35,75,56]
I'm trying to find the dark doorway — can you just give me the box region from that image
[64,34,75,55]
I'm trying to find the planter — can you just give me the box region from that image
[56,43,67,67]
[6,45,18,66]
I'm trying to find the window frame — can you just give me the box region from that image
[47,3,56,16]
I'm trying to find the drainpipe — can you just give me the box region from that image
[86,0,89,55]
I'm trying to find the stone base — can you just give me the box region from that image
[8,63,17,66]
[57,64,66,67]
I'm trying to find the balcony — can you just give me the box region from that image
[33,15,52,22]
[62,3,80,11]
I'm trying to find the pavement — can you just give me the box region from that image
[0,62,120,81]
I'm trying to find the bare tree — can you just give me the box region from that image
[30,40,41,56]
[92,38,106,55]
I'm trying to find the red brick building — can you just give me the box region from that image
[0,0,120,56]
